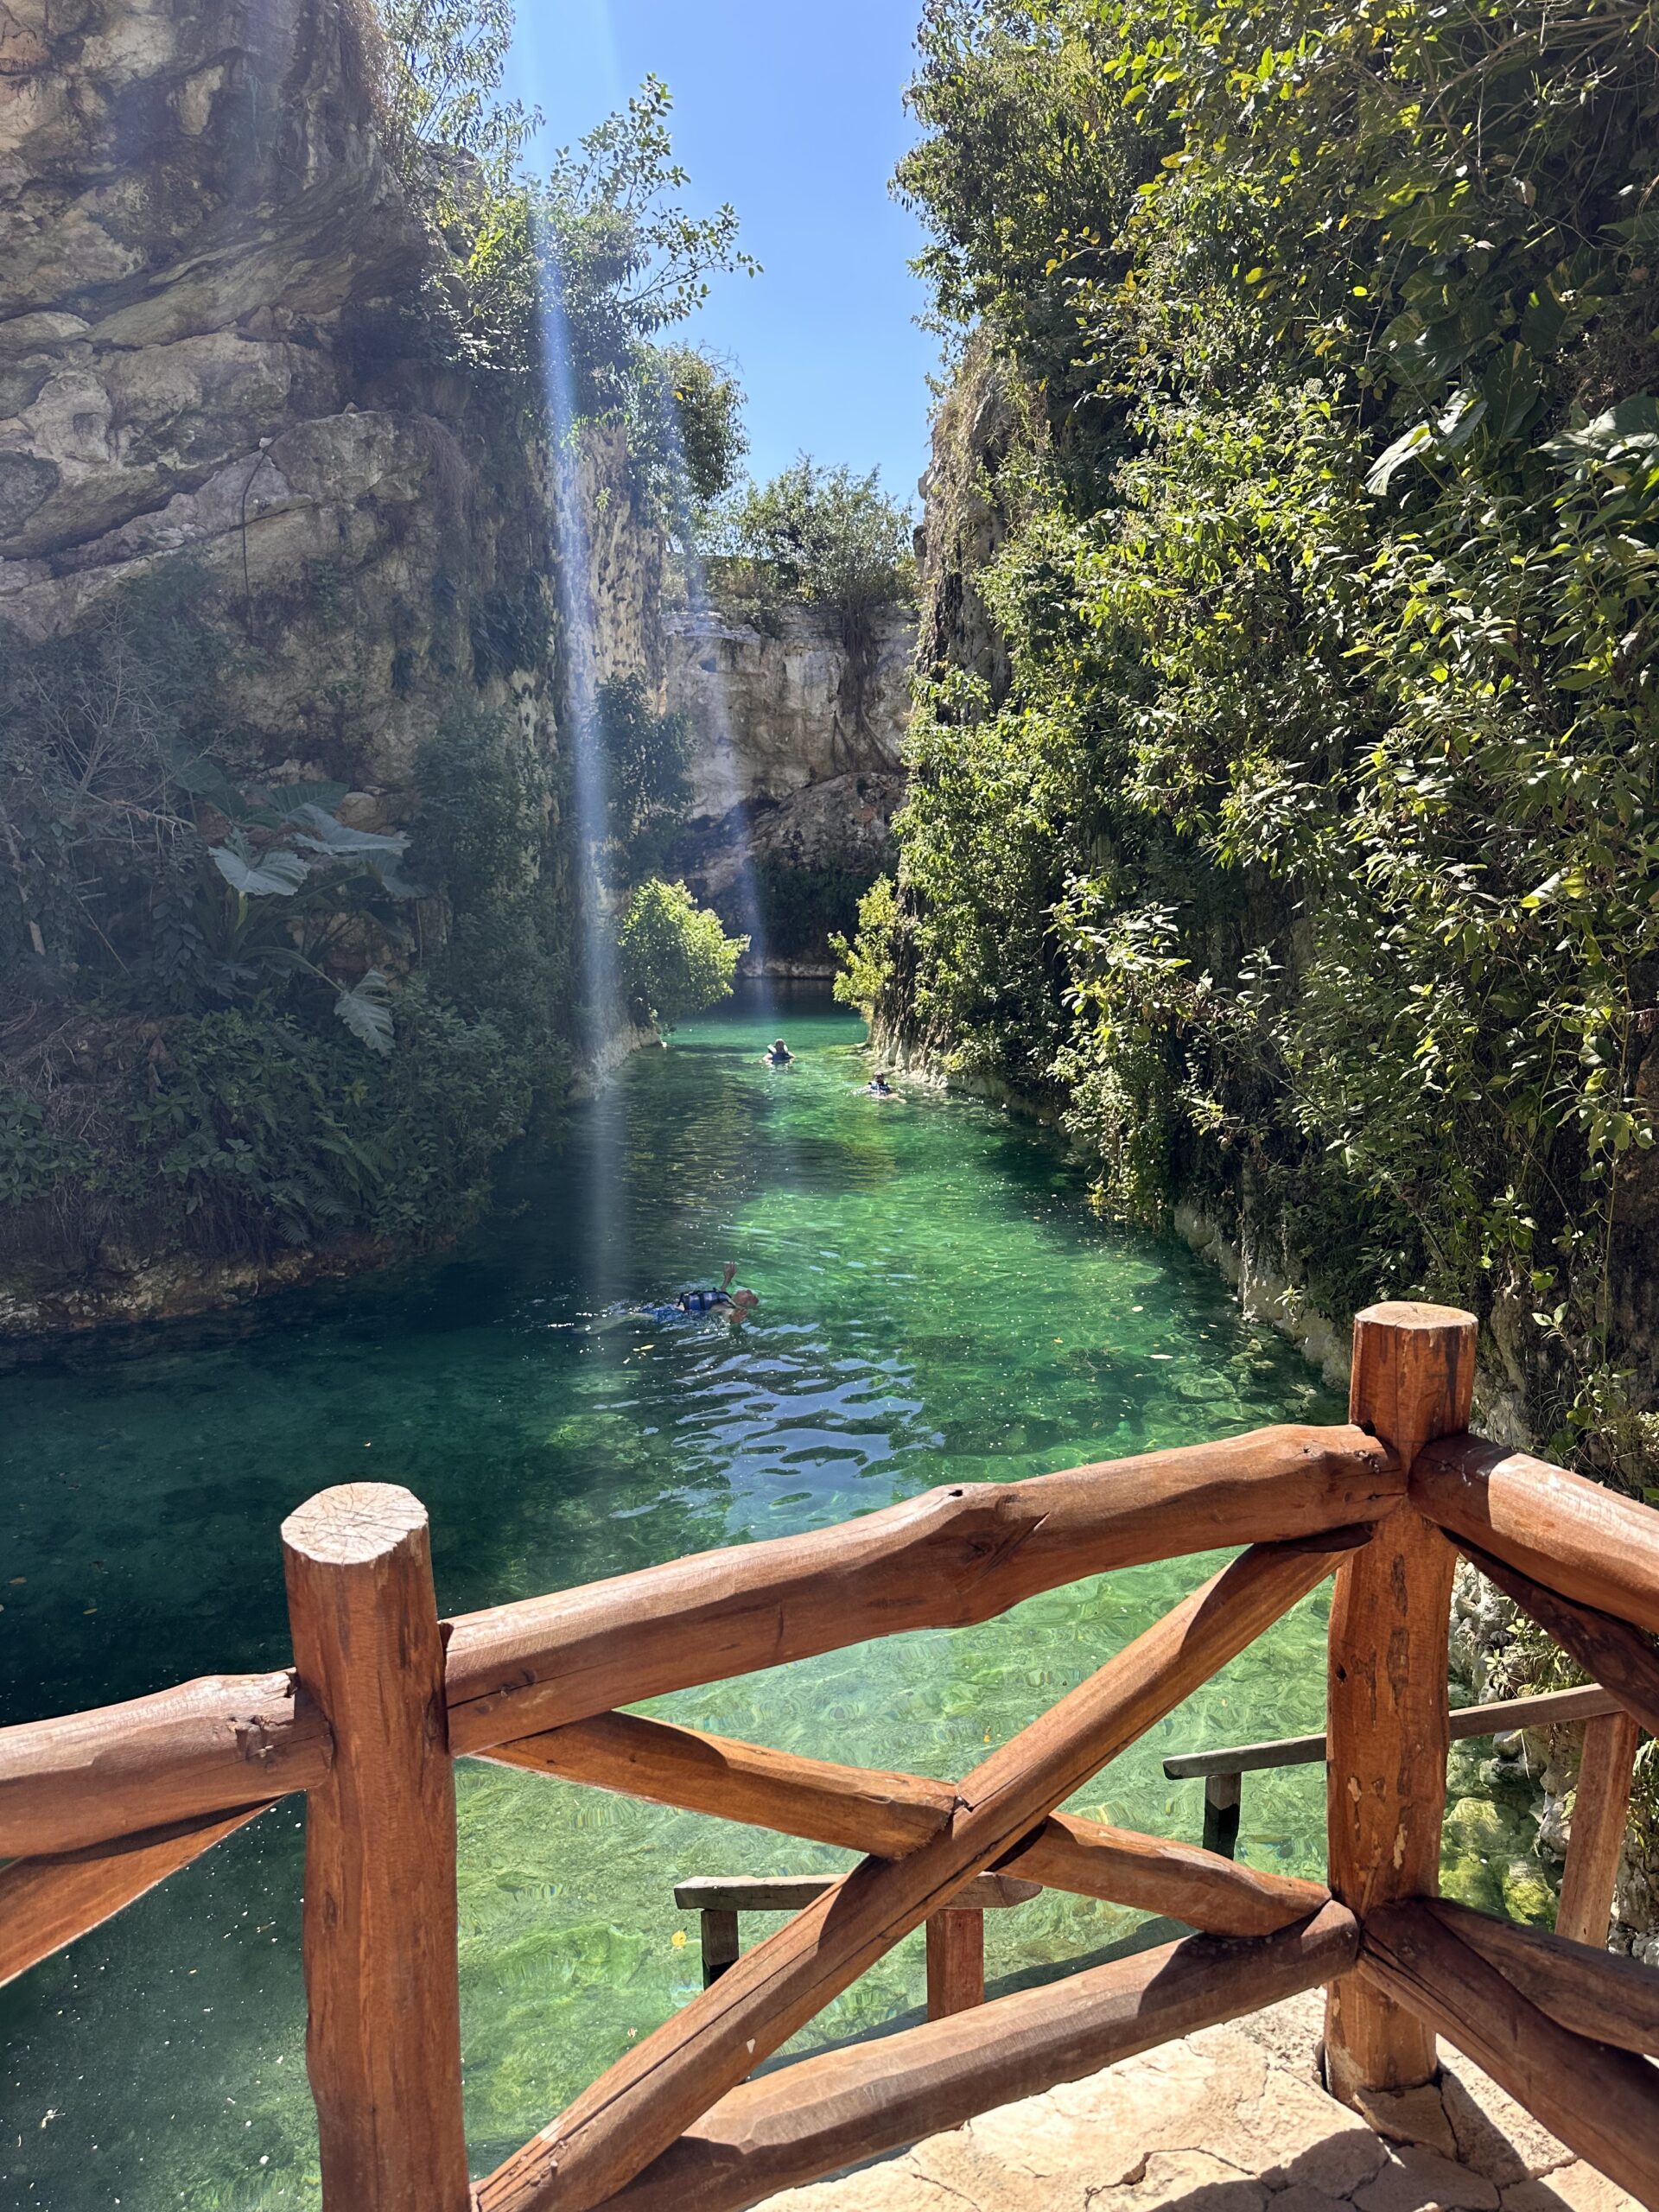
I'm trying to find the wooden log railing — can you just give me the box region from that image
[2,1302,1657,2212]
[1163,1681,1637,1946]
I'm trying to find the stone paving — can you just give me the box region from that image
[757,1993,1636,2212]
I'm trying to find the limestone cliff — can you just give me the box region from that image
[664,594,914,972]
[0,0,657,768]
[0,0,664,1335]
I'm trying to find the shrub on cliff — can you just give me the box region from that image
[616,879,746,1032]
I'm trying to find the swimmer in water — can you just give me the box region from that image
[622,1262,759,1327]
[866,1071,896,1097]
[761,1037,793,1065]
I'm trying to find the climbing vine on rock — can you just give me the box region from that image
[851,0,1659,1468]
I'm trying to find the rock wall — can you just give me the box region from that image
[0,0,657,787]
[664,595,914,973]
[0,0,667,1334]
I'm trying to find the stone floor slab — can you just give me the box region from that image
[753,2009,1639,2212]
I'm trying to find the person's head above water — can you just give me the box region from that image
[764,1037,793,1063]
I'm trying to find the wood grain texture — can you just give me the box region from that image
[1555,1709,1642,1949]
[1453,1538,1659,1739]
[1421,1896,1659,2057]
[494,1708,1330,1937]
[283,1484,468,2212]
[600,1904,1359,2212]
[0,1670,328,1859]
[474,1533,1357,2212]
[494,1710,957,1857]
[0,1426,1391,1862]
[1007,1810,1332,1935]
[1414,1433,1659,1636]
[1360,1898,1659,2206]
[926,1910,984,2018]
[0,1801,274,1987]
[445,1426,1395,1754]
[1326,1301,1475,2102]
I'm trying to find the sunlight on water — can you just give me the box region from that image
[0,990,1540,2209]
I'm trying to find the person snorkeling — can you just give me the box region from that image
[866,1071,896,1097]
[761,1037,794,1065]
[627,1262,759,1326]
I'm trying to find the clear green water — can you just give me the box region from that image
[0,987,1537,2209]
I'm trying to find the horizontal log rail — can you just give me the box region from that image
[0,1669,327,1859]
[1414,1433,1659,1636]
[3,1303,1659,2212]
[0,1421,1391,1859]
[442,1424,1396,1756]
[599,1904,1360,2212]
[1162,1681,1627,1781]
[1360,1897,1659,2205]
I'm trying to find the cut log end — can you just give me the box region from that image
[281,1482,429,1567]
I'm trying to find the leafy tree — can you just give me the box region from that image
[713,459,916,622]
[639,346,749,510]
[616,878,746,1029]
[709,460,917,740]
[539,78,760,416]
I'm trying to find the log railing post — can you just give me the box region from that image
[925,1907,985,2017]
[1325,1301,1476,2105]
[1554,1709,1641,1948]
[283,1484,470,2212]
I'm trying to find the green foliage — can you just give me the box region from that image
[709,459,917,628]
[375,9,755,506]
[594,676,693,880]
[0,597,571,1284]
[538,79,760,418]
[639,345,748,508]
[744,860,880,963]
[616,878,746,1030]
[832,875,903,1011]
[377,0,536,194]
[1,999,528,1268]
[879,0,1659,1457]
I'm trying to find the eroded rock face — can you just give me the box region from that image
[666,598,913,809]
[0,0,666,1331]
[0,0,417,569]
[664,594,914,971]
[0,0,658,783]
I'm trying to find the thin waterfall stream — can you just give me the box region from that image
[0,988,1547,2210]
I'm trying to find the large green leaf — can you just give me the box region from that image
[289,803,410,861]
[1541,396,1659,467]
[1365,420,1434,494]
[209,835,309,897]
[1479,345,1544,442]
[333,970,395,1054]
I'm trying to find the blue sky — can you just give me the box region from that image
[503,2,938,505]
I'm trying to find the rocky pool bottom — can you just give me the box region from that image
[0,986,1560,2211]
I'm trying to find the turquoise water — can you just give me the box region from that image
[4,987,1377,2207]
